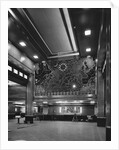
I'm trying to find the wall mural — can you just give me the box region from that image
[35,56,95,96]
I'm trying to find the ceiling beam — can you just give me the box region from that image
[21,8,53,55]
[48,52,79,59]
[62,8,78,53]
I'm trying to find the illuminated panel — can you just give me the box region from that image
[84,29,91,36]
[19,72,23,77]
[80,107,82,114]
[13,69,18,74]
[43,101,48,104]
[8,65,12,71]
[19,41,26,47]
[24,74,28,79]
[90,101,95,104]
[59,107,62,113]
[86,48,91,52]
[72,84,76,89]
[33,55,39,59]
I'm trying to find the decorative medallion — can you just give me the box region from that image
[58,63,67,72]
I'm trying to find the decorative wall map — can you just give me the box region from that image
[35,56,95,95]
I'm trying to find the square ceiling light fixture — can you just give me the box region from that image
[33,55,39,59]
[84,29,91,36]
[86,48,91,52]
[19,41,26,47]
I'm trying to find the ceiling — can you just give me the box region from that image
[8,8,103,63]
[69,8,102,58]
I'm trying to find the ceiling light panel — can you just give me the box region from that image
[86,48,91,52]
[84,29,91,36]
[33,55,39,59]
[19,41,26,47]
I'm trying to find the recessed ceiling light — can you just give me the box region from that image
[33,55,39,59]
[84,29,91,36]
[72,84,76,89]
[19,41,26,47]
[20,56,25,62]
[86,48,91,52]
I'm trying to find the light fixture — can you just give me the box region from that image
[88,94,93,97]
[33,55,39,59]
[95,59,98,63]
[74,107,76,111]
[80,107,82,114]
[19,42,26,47]
[72,84,76,89]
[43,101,48,104]
[20,56,25,62]
[14,101,24,105]
[19,41,26,47]
[86,48,91,52]
[90,101,95,104]
[56,101,68,104]
[13,69,18,74]
[59,107,62,113]
[56,101,62,103]
[24,75,28,79]
[8,66,12,71]
[84,29,91,36]
[19,72,23,77]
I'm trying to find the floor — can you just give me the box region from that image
[8,118,106,141]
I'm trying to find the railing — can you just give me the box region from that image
[35,90,95,96]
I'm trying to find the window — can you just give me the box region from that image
[13,69,18,74]
[80,107,82,114]
[24,74,28,79]
[8,65,12,71]
[19,72,23,77]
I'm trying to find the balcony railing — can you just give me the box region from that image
[35,90,95,97]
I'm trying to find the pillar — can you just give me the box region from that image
[97,67,106,127]
[25,73,34,123]
[105,32,111,140]
[105,50,111,140]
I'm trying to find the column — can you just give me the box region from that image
[25,73,34,123]
[97,67,106,127]
[105,9,111,141]
[105,45,111,140]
